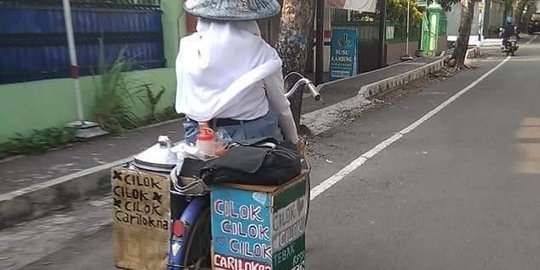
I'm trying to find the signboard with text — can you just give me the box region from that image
[112,168,170,270]
[211,174,308,270]
[330,27,358,80]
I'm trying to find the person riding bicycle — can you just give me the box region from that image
[175,0,303,152]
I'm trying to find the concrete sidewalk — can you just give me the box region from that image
[0,56,446,228]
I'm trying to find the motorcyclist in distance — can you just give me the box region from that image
[502,16,517,48]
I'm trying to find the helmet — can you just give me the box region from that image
[184,0,281,21]
[506,16,513,24]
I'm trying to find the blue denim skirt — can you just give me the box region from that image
[183,111,284,145]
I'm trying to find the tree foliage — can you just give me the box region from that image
[521,0,539,30]
[351,0,423,23]
[438,0,461,11]
[387,0,423,24]
[513,0,539,31]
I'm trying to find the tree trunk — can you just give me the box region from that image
[276,0,316,125]
[513,0,528,31]
[452,0,475,68]
[267,0,283,47]
[520,0,537,32]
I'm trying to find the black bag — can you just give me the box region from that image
[200,139,302,186]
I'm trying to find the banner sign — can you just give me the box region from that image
[327,0,377,13]
[330,27,358,80]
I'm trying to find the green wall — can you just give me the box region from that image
[162,0,186,68]
[0,1,184,143]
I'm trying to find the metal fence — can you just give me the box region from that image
[387,22,421,43]
[0,0,161,10]
[0,0,164,84]
[330,20,381,72]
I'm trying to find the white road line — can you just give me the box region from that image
[525,35,538,45]
[310,56,512,200]
[0,157,132,201]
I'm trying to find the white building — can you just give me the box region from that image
[446,0,506,45]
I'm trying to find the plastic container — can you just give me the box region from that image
[196,127,216,156]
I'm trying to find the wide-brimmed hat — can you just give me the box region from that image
[184,0,281,21]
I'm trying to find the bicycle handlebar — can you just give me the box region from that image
[306,81,321,101]
[283,72,321,102]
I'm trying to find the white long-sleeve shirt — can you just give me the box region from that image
[174,19,299,143]
[264,70,299,143]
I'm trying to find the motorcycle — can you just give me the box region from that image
[499,27,519,56]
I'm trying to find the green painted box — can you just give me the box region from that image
[210,171,309,270]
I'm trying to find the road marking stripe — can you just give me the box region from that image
[522,117,540,127]
[516,127,540,139]
[0,157,132,201]
[515,143,540,174]
[515,117,540,175]
[310,56,512,200]
[525,35,538,45]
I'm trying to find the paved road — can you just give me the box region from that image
[306,40,540,269]
[16,37,540,269]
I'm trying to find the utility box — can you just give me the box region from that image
[421,2,445,56]
[210,172,309,270]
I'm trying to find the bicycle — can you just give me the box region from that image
[132,73,321,270]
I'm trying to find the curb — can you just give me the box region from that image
[357,49,480,100]
[317,60,407,89]
[0,60,449,229]
[301,95,372,136]
[0,158,131,228]
[464,47,480,65]
[358,58,447,98]
[0,118,185,228]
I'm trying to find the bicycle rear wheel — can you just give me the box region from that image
[182,207,212,270]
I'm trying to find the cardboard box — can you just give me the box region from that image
[111,167,171,270]
[210,172,308,270]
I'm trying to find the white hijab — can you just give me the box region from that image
[175,19,282,121]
